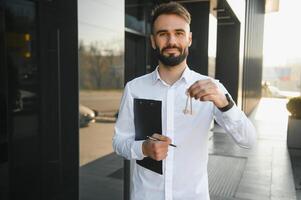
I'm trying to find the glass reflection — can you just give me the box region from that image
[208,13,217,78]
[125,0,146,33]
[2,0,39,199]
[78,0,124,199]
[6,1,38,113]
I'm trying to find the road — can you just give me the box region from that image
[80,90,122,113]
[79,90,123,166]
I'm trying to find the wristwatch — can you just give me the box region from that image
[218,94,234,112]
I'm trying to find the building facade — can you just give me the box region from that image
[0,0,267,199]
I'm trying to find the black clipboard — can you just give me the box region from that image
[134,98,163,175]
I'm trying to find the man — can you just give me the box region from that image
[113,2,256,200]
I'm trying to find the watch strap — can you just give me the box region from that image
[218,94,234,112]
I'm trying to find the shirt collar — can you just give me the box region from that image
[152,65,191,85]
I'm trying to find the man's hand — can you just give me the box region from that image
[142,133,171,161]
[187,79,228,108]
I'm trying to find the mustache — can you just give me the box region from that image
[161,45,182,52]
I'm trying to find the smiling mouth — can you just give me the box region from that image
[163,48,180,54]
[164,48,178,51]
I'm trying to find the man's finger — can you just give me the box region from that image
[188,80,212,96]
[191,86,217,100]
[189,86,203,98]
[188,79,212,92]
[152,133,164,140]
[151,134,172,145]
[160,135,172,143]
[152,133,162,139]
[199,94,216,102]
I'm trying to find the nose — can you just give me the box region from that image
[167,34,177,46]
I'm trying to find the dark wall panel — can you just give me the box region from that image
[216,23,241,103]
[184,1,209,75]
[243,0,265,114]
[0,4,9,200]
[39,0,78,199]
[125,32,146,82]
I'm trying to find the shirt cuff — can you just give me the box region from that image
[221,105,242,122]
[131,140,146,160]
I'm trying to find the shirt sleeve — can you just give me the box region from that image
[112,83,146,160]
[213,82,257,149]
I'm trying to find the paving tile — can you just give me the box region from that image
[235,190,270,200]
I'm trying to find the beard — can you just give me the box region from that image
[154,44,189,67]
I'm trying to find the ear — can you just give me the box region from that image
[150,35,156,49]
[188,32,192,47]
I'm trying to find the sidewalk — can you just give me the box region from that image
[80,97,299,200]
[209,97,297,200]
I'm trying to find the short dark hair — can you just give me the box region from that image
[151,2,191,33]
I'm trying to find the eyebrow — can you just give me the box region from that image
[155,29,186,35]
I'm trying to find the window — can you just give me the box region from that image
[78,0,125,199]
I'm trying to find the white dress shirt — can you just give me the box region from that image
[113,67,256,200]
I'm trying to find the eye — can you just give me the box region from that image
[176,31,184,36]
[158,32,167,37]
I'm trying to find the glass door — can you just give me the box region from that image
[78,0,125,199]
[0,0,40,199]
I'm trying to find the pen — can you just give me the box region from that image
[147,136,177,147]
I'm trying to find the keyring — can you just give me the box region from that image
[183,91,193,115]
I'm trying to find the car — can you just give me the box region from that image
[262,82,287,98]
[79,104,98,127]
[266,85,287,98]
[13,89,37,112]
